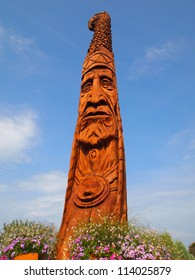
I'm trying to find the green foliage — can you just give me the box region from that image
[69,217,195,260]
[173,240,195,260]
[188,242,195,257]
[0,219,57,259]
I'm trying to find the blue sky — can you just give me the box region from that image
[0,0,195,248]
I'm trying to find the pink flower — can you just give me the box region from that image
[103,245,110,253]
[110,253,116,260]
[0,255,8,260]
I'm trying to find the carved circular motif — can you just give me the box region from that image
[73,174,109,208]
[104,117,113,127]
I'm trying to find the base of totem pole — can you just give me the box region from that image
[14,252,38,260]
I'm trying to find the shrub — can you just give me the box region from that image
[69,217,195,260]
[188,242,195,257]
[0,219,57,260]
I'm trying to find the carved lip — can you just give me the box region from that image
[83,106,111,120]
[83,111,109,120]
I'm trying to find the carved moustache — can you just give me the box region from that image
[81,99,115,122]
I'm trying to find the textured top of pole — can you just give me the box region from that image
[82,11,115,77]
[87,11,112,54]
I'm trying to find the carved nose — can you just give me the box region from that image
[89,77,104,103]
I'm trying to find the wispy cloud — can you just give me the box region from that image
[39,22,82,52]
[18,170,67,193]
[129,39,187,80]
[128,180,195,246]
[20,194,64,222]
[0,22,48,75]
[0,108,39,163]
[167,128,195,162]
[0,24,5,49]
[168,229,194,241]
[128,127,195,246]
[8,34,34,57]
[0,170,67,227]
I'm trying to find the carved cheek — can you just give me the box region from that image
[78,96,88,117]
[106,90,117,112]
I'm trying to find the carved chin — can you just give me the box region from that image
[78,116,117,145]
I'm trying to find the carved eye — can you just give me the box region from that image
[81,79,93,93]
[101,77,114,90]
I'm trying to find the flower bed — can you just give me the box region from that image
[68,218,194,260]
[0,220,57,260]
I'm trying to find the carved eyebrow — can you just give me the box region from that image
[81,78,93,89]
[100,75,113,81]
[82,74,93,83]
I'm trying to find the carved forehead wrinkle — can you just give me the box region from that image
[82,68,114,83]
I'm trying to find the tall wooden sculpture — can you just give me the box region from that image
[57,11,127,259]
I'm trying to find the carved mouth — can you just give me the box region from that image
[84,111,109,119]
[83,106,111,120]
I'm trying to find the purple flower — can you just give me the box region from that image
[31,239,37,243]
[103,245,110,253]
[75,237,81,244]
[137,245,145,251]
[128,250,136,258]
[146,253,155,260]
[78,252,84,258]
[44,244,48,250]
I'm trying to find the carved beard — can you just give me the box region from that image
[78,116,117,146]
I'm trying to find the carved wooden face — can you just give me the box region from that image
[78,68,118,145]
[79,68,117,118]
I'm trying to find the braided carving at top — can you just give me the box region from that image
[88,11,112,54]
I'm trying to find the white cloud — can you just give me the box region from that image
[0,109,39,162]
[17,170,67,223]
[128,164,195,246]
[21,194,64,221]
[0,22,48,74]
[129,39,187,79]
[167,128,195,162]
[0,170,67,228]
[9,34,34,57]
[145,41,176,61]
[168,229,194,242]
[127,127,195,247]
[168,129,190,146]
[18,170,67,193]
[0,183,7,192]
[0,24,5,49]
[153,189,195,198]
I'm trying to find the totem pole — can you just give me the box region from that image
[57,11,127,259]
